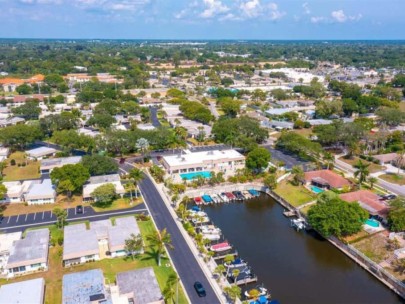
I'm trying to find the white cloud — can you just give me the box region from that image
[19,0,62,4]
[199,0,229,19]
[310,16,325,24]
[331,10,346,23]
[267,3,285,20]
[238,1,285,21]
[240,0,261,18]
[302,2,310,15]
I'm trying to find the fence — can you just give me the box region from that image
[330,236,405,299]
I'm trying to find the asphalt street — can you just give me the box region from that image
[263,145,311,171]
[0,203,147,233]
[138,175,221,304]
[149,106,162,128]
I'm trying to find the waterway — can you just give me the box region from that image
[204,195,405,304]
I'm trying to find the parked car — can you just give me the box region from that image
[76,205,84,214]
[194,281,206,297]
[384,194,397,200]
[119,157,126,164]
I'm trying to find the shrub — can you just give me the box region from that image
[10,159,16,166]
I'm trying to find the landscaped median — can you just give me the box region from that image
[0,216,188,304]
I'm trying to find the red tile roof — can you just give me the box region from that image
[304,170,350,189]
[340,190,389,217]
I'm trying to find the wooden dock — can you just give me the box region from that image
[283,210,296,217]
[235,276,258,286]
[213,251,238,260]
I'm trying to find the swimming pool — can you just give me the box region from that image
[180,171,211,180]
[311,186,325,194]
[365,218,380,228]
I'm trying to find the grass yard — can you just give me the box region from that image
[2,151,40,181]
[1,195,83,216]
[379,173,405,185]
[293,128,313,138]
[0,219,188,304]
[339,156,385,173]
[399,101,405,112]
[274,180,316,207]
[91,197,143,212]
[352,232,391,263]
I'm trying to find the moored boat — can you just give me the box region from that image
[210,241,232,252]
[225,192,235,200]
[202,233,221,241]
[244,286,269,298]
[219,193,229,202]
[200,225,221,235]
[224,258,247,268]
[202,194,213,204]
[194,197,203,205]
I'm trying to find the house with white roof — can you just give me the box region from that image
[0,180,40,204]
[26,146,57,160]
[40,156,82,173]
[162,149,245,177]
[24,179,56,205]
[0,232,22,275]
[0,278,45,304]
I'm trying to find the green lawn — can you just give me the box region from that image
[274,180,316,207]
[379,173,405,185]
[91,197,143,212]
[1,219,188,304]
[2,151,40,181]
[339,156,385,173]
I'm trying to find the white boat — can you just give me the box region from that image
[210,242,232,252]
[192,216,209,224]
[188,210,207,218]
[244,286,268,298]
[200,225,221,235]
[211,194,220,203]
[202,233,221,241]
[219,193,229,202]
[224,258,247,269]
[243,190,252,199]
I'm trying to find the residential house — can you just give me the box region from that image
[26,147,57,160]
[372,153,400,166]
[0,117,25,128]
[6,228,49,277]
[62,269,108,304]
[40,156,82,173]
[340,190,389,218]
[0,147,9,162]
[82,174,125,201]
[113,267,164,304]
[24,179,56,205]
[304,170,351,190]
[162,149,245,176]
[0,232,22,275]
[0,278,45,304]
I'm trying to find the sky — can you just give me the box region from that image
[0,0,404,40]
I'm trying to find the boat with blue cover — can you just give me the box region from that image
[225,257,247,268]
[249,189,259,196]
[202,194,213,203]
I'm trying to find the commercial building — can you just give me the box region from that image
[6,228,49,277]
[162,149,245,175]
[0,278,45,304]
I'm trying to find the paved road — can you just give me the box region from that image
[149,106,162,128]
[263,145,311,171]
[209,102,220,119]
[0,204,147,233]
[139,176,221,304]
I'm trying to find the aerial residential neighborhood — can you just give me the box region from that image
[0,1,405,303]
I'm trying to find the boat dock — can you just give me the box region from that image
[283,210,296,217]
[235,275,258,286]
[213,251,238,260]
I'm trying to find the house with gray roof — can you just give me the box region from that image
[0,278,45,304]
[25,147,57,160]
[63,217,140,266]
[114,267,164,304]
[82,174,125,201]
[62,269,108,304]
[24,179,56,205]
[6,228,49,277]
[40,156,82,173]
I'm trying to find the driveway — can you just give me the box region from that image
[263,145,311,171]
[138,176,221,304]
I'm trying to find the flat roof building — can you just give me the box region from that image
[24,179,56,205]
[25,147,57,160]
[83,174,125,200]
[162,149,245,176]
[40,156,82,173]
[6,228,49,277]
[115,267,164,304]
[0,278,45,304]
[62,269,108,304]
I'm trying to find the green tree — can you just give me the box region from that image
[91,183,117,207]
[0,183,6,200]
[16,83,33,95]
[57,179,75,198]
[353,160,370,184]
[87,113,116,129]
[81,154,118,176]
[376,107,405,127]
[124,233,143,259]
[53,207,67,229]
[44,74,65,88]
[50,164,90,194]
[368,177,378,189]
[308,193,368,237]
[232,269,240,285]
[146,228,174,266]
[163,273,179,304]
[129,168,144,198]
[224,286,241,303]
[387,197,405,232]
[0,124,43,149]
[12,100,41,120]
[291,165,305,186]
[217,97,242,117]
[264,173,277,190]
[246,147,271,172]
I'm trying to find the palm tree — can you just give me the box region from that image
[136,138,150,163]
[163,273,179,304]
[395,150,405,174]
[214,264,226,279]
[124,233,143,260]
[368,177,378,189]
[232,269,240,285]
[354,160,370,185]
[0,161,6,178]
[224,286,241,304]
[323,152,334,170]
[129,168,143,198]
[146,228,174,266]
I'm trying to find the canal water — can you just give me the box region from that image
[204,195,405,304]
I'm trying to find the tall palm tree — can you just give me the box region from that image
[395,150,405,174]
[323,152,334,170]
[129,168,144,198]
[232,269,240,285]
[368,177,378,189]
[291,165,304,186]
[354,160,370,185]
[163,273,179,304]
[136,138,150,163]
[146,228,174,266]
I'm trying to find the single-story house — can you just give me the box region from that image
[115,267,164,304]
[264,120,294,130]
[372,153,400,165]
[0,147,9,162]
[162,149,245,176]
[62,269,108,304]
[25,147,57,160]
[340,190,389,218]
[0,117,25,128]
[24,179,56,205]
[6,228,49,277]
[0,232,22,275]
[40,156,82,173]
[304,170,351,190]
[63,217,140,266]
[82,174,125,201]
[0,278,45,304]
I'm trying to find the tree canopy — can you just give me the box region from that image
[81,154,118,176]
[50,164,90,194]
[246,147,271,172]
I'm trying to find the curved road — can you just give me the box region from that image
[138,175,221,304]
